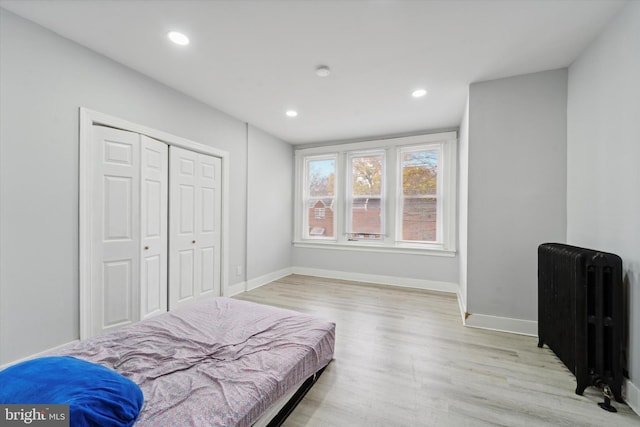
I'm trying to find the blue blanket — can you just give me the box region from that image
[0,356,143,427]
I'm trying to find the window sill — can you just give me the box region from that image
[292,240,457,257]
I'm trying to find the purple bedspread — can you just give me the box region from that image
[54,298,335,426]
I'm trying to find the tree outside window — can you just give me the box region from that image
[400,148,439,242]
[348,153,384,240]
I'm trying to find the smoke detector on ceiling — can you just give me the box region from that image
[316,66,331,77]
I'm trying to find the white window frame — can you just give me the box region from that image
[346,150,386,242]
[397,144,442,245]
[300,154,338,241]
[293,132,456,256]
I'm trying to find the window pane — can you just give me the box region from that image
[307,199,334,238]
[402,197,437,242]
[402,150,437,196]
[308,159,335,197]
[350,197,382,240]
[351,155,383,196]
[349,154,383,240]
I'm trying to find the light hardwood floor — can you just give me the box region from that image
[234,275,640,427]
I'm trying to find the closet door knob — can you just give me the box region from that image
[144,246,149,250]
[192,240,196,244]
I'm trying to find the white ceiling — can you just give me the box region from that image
[0,0,626,144]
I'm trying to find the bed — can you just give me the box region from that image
[2,297,335,427]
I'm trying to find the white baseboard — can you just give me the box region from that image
[246,268,293,291]
[623,378,640,416]
[224,280,247,297]
[456,288,467,323]
[291,267,458,294]
[0,340,80,370]
[464,313,538,337]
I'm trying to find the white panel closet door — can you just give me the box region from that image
[140,136,168,319]
[85,120,222,338]
[169,146,221,310]
[92,126,140,336]
[197,153,222,299]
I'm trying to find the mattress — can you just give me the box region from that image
[53,297,335,427]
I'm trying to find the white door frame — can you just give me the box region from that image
[79,107,230,339]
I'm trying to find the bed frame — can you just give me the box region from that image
[254,366,327,427]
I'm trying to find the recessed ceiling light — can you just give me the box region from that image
[412,89,427,98]
[168,31,190,46]
[285,110,298,118]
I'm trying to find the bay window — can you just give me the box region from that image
[294,132,456,255]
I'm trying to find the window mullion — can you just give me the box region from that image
[336,152,347,243]
[385,147,396,245]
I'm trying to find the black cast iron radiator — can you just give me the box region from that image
[537,243,623,406]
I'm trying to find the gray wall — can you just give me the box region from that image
[247,125,293,280]
[0,10,289,364]
[292,247,458,285]
[466,69,567,321]
[567,0,640,390]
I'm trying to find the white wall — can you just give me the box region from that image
[567,0,640,401]
[465,69,567,328]
[247,125,293,283]
[457,98,470,312]
[0,10,289,364]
